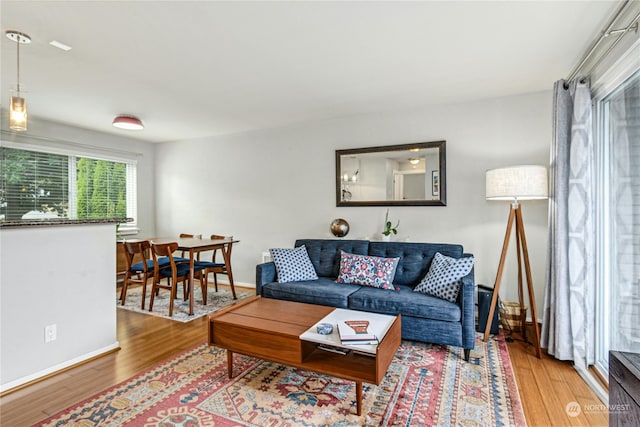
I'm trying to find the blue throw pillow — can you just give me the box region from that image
[270,245,319,283]
[414,252,474,302]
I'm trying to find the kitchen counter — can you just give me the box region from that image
[0,217,130,228]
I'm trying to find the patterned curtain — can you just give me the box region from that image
[541,80,595,369]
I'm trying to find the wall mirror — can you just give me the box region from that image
[336,140,446,206]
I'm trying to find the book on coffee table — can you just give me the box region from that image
[337,320,378,344]
[299,308,396,355]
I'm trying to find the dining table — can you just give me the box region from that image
[149,236,239,315]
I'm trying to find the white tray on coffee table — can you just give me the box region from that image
[299,308,397,355]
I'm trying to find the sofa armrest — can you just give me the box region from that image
[256,262,277,296]
[459,253,476,350]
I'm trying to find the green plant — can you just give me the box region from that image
[382,209,399,236]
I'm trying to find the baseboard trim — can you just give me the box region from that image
[0,342,121,397]
[206,278,255,289]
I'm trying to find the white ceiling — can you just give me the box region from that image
[1,1,618,143]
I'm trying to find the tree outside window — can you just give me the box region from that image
[76,158,126,219]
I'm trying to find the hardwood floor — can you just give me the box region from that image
[1,294,609,426]
[507,333,609,427]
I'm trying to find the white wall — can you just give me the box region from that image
[0,224,118,391]
[155,90,551,313]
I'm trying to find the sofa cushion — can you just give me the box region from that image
[348,284,461,322]
[295,239,370,278]
[269,245,318,283]
[414,252,475,302]
[369,241,464,287]
[262,277,359,308]
[336,251,399,290]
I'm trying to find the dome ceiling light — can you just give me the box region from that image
[112,115,144,130]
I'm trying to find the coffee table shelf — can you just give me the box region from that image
[300,335,399,385]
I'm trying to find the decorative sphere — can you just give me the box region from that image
[330,218,350,237]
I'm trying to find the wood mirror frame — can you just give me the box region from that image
[336,140,446,207]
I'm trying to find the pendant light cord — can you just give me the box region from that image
[16,36,21,93]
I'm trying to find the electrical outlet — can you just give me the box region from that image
[45,324,57,343]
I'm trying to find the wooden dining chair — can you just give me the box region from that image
[195,234,237,299]
[149,242,206,317]
[120,240,153,309]
[179,233,202,259]
[179,233,202,239]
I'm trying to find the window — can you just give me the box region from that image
[0,146,137,224]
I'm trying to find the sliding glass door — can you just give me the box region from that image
[595,68,640,375]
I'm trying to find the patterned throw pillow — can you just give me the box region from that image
[336,251,400,290]
[414,252,475,302]
[269,245,319,283]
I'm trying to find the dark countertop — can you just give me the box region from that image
[0,218,132,229]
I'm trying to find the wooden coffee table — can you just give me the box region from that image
[208,296,401,415]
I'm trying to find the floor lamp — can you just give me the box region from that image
[483,165,548,359]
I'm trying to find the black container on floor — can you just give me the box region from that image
[477,284,499,335]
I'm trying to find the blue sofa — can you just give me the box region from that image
[256,239,475,361]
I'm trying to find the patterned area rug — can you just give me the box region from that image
[35,333,526,426]
[117,285,253,322]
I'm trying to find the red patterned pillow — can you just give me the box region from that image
[336,251,400,290]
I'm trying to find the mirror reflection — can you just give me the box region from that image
[336,141,446,206]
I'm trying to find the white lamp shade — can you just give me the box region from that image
[486,165,548,201]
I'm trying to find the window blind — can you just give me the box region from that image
[1,146,137,223]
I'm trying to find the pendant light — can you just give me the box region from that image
[5,30,32,132]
